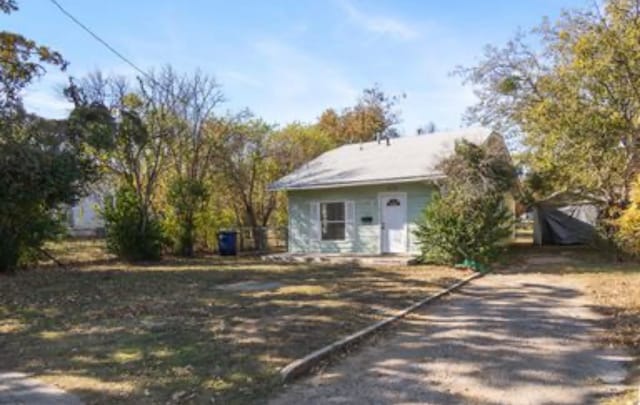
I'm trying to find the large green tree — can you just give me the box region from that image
[0,117,101,271]
[456,0,640,240]
[0,0,102,271]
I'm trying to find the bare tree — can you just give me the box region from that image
[140,66,225,256]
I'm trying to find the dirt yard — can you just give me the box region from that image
[0,239,472,404]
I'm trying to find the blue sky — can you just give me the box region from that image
[5,0,585,134]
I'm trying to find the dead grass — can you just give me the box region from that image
[579,273,640,351]
[42,237,115,265]
[0,238,471,404]
[501,243,640,404]
[578,272,640,405]
[602,389,639,405]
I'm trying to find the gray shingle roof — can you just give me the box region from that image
[270,127,497,190]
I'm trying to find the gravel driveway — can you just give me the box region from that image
[270,274,632,405]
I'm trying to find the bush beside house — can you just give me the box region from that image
[414,190,513,266]
[414,139,516,267]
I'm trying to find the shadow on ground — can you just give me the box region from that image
[271,274,633,405]
[0,258,466,404]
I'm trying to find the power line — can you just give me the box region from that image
[48,0,153,82]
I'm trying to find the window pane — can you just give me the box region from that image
[386,198,401,207]
[321,202,345,221]
[322,222,345,240]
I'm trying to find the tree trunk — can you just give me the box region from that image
[599,200,624,261]
[178,212,195,257]
[244,208,265,251]
[253,226,266,252]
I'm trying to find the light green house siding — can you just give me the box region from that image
[287,181,435,254]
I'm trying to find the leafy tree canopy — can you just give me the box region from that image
[318,84,405,144]
[616,175,640,256]
[456,0,640,238]
[0,1,104,271]
[0,0,67,117]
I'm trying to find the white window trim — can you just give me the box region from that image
[322,201,346,241]
[311,200,355,242]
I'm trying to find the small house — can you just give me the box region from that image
[66,191,107,237]
[270,128,511,255]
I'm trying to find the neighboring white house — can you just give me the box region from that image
[67,193,105,237]
[269,127,512,255]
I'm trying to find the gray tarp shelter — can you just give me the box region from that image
[533,200,598,245]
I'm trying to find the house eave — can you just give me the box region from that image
[269,174,445,191]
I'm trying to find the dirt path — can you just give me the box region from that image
[271,274,632,405]
[0,372,83,404]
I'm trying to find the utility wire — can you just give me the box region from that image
[48,0,154,83]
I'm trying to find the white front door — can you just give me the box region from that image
[380,193,407,253]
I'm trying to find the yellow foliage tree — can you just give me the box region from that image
[317,85,404,145]
[616,177,640,255]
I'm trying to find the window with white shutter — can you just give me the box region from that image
[345,201,355,241]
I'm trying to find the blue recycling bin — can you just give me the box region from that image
[218,230,237,256]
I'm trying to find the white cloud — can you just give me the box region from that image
[246,39,359,124]
[338,0,419,40]
[19,70,71,118]
[228,35,477,132]
[399,85,476,135]
[22,89,73,119]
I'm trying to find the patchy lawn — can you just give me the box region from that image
[0,239,471,404]
[42,237,115,265]
[501,244,640,404]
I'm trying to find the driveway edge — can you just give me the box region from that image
[279,271,484,382]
